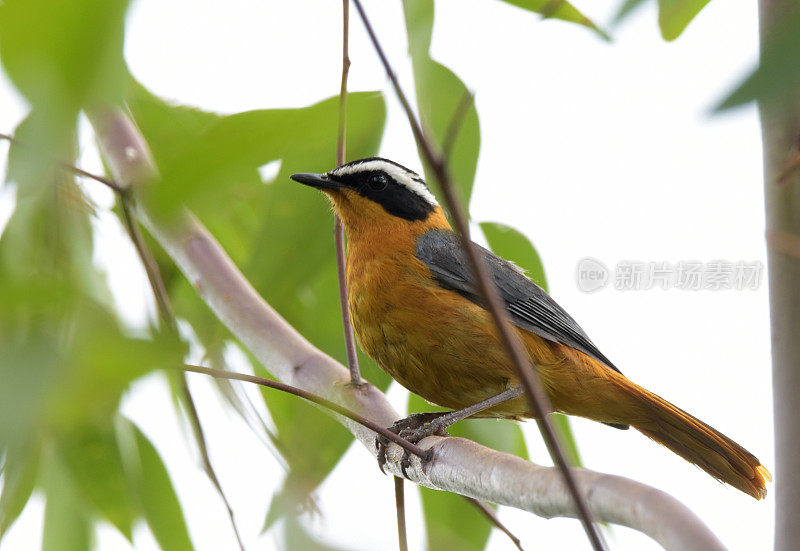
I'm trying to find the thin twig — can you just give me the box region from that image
[466,498,525,551]
[394,477,409,551]
[350,3,604,549]
[0,132,123,192]
[441,90,475,164]
[182,364,429,461]
[334,0,363,386]
[119,199,175,323]
[119,197,246,551]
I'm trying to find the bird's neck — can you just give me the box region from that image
[342,206,451,261]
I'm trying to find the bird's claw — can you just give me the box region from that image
[374,412,449,477]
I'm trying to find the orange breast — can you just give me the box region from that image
[343,209,517,412]
[343,206,627,420]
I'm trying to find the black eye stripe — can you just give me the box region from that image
[329,166,436,221]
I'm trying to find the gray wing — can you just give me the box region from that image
[416,229,620,373]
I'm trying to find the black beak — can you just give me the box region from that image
[290,172,339,190]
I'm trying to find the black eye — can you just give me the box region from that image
[368,173,388,191]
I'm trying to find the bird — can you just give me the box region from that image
[291,157,771,500]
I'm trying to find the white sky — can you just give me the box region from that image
[0,0,773,550]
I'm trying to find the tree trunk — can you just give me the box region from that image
[758,2,800,549]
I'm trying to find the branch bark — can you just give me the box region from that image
[757,2,800,550]
[88,106,727,551]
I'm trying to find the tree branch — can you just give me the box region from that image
[88,106,727,551]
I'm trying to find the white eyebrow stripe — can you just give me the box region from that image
[330,160,439,206]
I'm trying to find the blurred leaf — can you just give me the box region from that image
[611,0,647,26]
[49,303,186,431]
[497,0,609,40]
[284,517,348,551]
[41,452,92,551]
[126,82,390,526]
[0,444,40,539]
[0,326,61,452]
[408,393,526,550]
[479,221,583,467]
[403,0,481,205]
[117,418,194,551]
[257,360,352,529]
[2,116,107,299]
[0,0,129,153]
[716,3,800,110]
[612,0,710,40]
[57,423,135,540]
[657,0,710,41]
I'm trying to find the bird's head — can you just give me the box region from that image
[291,157,449,235]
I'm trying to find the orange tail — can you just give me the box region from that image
[622,381,770,499]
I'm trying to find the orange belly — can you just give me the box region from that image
[347,249,620,421]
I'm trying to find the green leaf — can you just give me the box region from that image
[41,452,92,551]
[480,222,548,290]
[117,418,194,551]
[0,444,40,539]
[48,303,186,431]
[611,0,710,40]
[657,0,711,41]
[284,517,348,551]
[550,413,583,467]
[418,489,493,551]
[497,0,610,40]
[612,0,710,40]
[0,0,129,152]
[611,0,647,27]
[408,393,526,550]
[2,116,107,299]
[57,423,136,540]
[479,221,584,467]
[403,0,481,205]
[0,329,61,453]
[716,3,800,110]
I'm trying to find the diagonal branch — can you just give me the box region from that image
[349,1,604,548]
[88,106,727,551]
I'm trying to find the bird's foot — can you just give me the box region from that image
[375,412,449,478]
